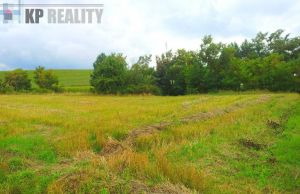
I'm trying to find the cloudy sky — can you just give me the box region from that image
[0,0,299,70]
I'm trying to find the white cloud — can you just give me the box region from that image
[0,0,299,69]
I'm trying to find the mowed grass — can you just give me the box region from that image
[0,70,92,92]
[0,93,299,193]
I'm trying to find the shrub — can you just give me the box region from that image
[34,66,60,91]
[0,84,14,93]
[3,69,31,91]
[124,84,161,95]
[0,79,5,93]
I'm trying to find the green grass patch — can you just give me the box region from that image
[272,108,300,165]
[0,69,92,89]
[0,136,57,163]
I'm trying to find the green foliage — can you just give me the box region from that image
[91,53,128,94]
[154,30,300,95]
[0,29,299,95]
[3,69,31,91]
[0,79,11,93]
[91,54,160,94]
[126,55,160,94]
[156,50,189,95]
[90,30,299,96]
[33,66,61,92]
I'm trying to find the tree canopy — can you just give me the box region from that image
[3,69,31,91]
[91,30,299,95]
[34,66,59,91]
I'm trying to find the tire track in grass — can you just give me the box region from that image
[30,95,272,194]
[31,96,272,175]
[100,95,272,156]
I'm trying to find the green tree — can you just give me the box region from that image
[270,62,294,91]
[3,69,31,91]
[34,66,59,91]
[126,55,159,94]
[219,46,243,90]
[238,39,256,59]
[91,53,128,94]
[267,29,300,60]
[252,32,269,58]
[156,50,189,95]
[185,62,207,93]
[89,29,299,95]
[199,35,223,91]
[127,55,155,86]
[156,51,175,95]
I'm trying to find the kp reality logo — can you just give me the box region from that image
[0,0,104,24]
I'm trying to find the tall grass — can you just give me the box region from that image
[0,93,299,193]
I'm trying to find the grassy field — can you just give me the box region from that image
[0,93,299,193]
[0,70,92,92]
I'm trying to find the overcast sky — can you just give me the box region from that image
[0,0,299,70]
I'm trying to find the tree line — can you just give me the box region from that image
[0,67,61,93]
[1,29,299,95]
[91,30,300,95]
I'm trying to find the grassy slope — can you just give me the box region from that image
[0,93,299,193]
[0,70,92,91]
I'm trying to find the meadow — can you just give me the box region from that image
[0,70,92,92]
[0,92,299,193]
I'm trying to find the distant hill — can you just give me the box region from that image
[0,69,92,92]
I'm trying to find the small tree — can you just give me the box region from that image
[0,79,13,93]
[4,69,31,91]
[34,66,59,91]
[125,55,160,94]
[91,53,128,94]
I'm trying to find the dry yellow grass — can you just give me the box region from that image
[0,93,299,193]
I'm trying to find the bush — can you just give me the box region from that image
[0,83,14,93]
[0,79,5,93]
[124,84,161,95]
[34,66,60,91]
[51,84,64,93]
[91,53,127,94]
[3,69,31,91]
